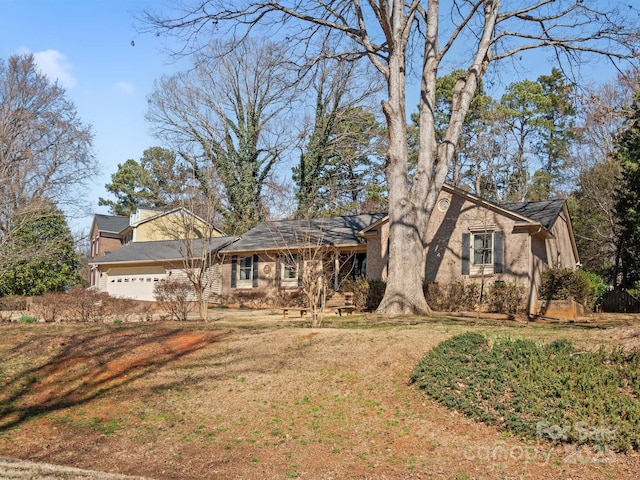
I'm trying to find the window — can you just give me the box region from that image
[232,255,258,288]
[462,230,503,276]
[353,253,367,279]
[473,233,493,266]
[239,256,253,281]
[282,255,298,282]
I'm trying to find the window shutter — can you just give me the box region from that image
[275,255,281,287]
[252,254,259,287]
[231,256,237,288]
[297,255,303,287]
[461,233,470,275]
[493,231,504,273]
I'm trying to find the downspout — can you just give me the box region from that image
[528,231,534,317]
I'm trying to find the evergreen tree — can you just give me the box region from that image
[99,147,190,216]
[614,91,640,287]
[0,204,80,295]
[569,158,621,281]
[293,59,385,217]
[529,68,577,200]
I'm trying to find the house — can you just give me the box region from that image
[89,207,229,301]
[89,185,579,314]
[361,184,579,313]
[90,237,237,302]
[218,214,386,301]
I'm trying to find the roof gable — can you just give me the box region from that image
[361,185,567,235]
[128,207,225,237]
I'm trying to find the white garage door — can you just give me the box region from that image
[106,267,167,301]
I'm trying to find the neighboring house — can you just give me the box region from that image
[90,237,237,302]
[361,184,579,313]
[89,207,226,299]
[89,185,579,314]
[89,214,130,288]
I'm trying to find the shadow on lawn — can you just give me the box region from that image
[0,325,228,432]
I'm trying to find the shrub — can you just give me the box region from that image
[154,279,193,321]
[411,333,640,452]
[365,280,386,311]
[425,281,480,312]
[267,288,305,308]
[540,268,605,310]
[222,289,271,309]
[18,314,37,323]
[61,286,110,322]
[0,296,27,311]
[340,277,370,311]
[485,281,526,314]
[30,292,67,322]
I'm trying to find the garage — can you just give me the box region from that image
[106,266,167,301]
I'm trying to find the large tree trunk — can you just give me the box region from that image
[376,21,431,316]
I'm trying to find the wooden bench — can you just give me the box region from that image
[282,307,308,318]
[334,305,356,316]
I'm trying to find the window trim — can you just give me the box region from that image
[470,232,493,275]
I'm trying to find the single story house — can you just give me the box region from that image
[218,214,386,304]
[89,185,579,313]
[360,184,579,313]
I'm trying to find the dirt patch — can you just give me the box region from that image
[1,312,639,479]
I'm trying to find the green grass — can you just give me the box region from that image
[411,332,640,452]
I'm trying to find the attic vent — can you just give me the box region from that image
[438,198,450,212]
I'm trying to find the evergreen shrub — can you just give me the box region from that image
[411,332,640,451]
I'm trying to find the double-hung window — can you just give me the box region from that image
[282,255,298,283]
[238,256,253,282]
[473,233,493,267]
[462,228,503,276]
[232,255,259,288]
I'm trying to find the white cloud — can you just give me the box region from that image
[32,49,76,89]
[115,81,134,95]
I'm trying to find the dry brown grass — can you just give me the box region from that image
[1,310,639,479]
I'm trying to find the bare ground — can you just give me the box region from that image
[1,310,639,479]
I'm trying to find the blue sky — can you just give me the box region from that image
[0,0,628,236]
[1,0,184,234]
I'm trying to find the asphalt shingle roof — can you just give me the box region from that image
[94,214,130,234]
[224,213,387,253]
[501,199,566,230]
[91,237,238,264]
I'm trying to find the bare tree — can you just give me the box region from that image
[142,1,640,314]
[576,70,640,166]
[147,38,298,235]
[0,54,95,271]
[155,193,234,320]
[275,224,355,328]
